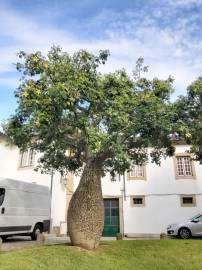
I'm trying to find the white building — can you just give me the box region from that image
[1,131,202,237]
[0,132,69,235]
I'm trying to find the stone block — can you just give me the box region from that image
[160,233,167,239]
[52,226,60,237]
[116,233,123,240]
[36,233,45,246]
[44,235,69,245]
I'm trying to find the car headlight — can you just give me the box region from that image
[167,224,177,230]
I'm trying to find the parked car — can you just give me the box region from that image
[167,214,202,239]
[0,178,51,241]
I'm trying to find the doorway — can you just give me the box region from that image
[103,198,119,236]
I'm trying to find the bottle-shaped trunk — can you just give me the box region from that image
[67,159,104,249]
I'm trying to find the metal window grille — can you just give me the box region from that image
[133,197,143,205]
[130,165,144,178]
[176,156,193,176]
[182,197,193,204]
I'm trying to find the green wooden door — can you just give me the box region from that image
[103,199,119,237]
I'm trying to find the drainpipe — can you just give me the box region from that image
[49,170,54,233]
[121,172,127,238]
[50,170,54,198]
[123,173,126,201]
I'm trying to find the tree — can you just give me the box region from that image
[175,77,202,163]
[4,47,177,249]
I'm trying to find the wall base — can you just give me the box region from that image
[124,233,160,239]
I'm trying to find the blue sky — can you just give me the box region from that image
[0,0,202,127]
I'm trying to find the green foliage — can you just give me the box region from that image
[133,56,149,80]
[175,77,202,163]
[4,46,177,175]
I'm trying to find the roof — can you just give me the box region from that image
[0,178,50,194]
[169,133,187,145]
[0,131,5,138]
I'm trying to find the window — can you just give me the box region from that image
[197,215,202,222]
[0,188,5,206]
[175,154,195,179]
[180,195,196,207]
[131,196,145,207]
[176,157,192,176]
[19,149,35,168]
[128,164,146,180]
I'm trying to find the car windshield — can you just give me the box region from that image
[188,214,200,221]
[0,188,5,206]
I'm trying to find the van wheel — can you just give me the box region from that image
[178,228,191,239]
[1,236,8,242]
[31,224,43,241]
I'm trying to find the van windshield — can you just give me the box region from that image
[0,188,5,206]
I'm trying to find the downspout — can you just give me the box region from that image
[123,172,126,201]
[121,172,127,238]
[49,170,54,233]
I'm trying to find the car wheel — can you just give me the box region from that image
[31,224,43,241]
[178,228,191,239]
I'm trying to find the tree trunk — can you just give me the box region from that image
[67,158,104,249]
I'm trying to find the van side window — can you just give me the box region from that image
[0,188,5,206]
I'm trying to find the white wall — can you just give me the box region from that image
[122,145,202,235]
[2,137,202,236]
[73,145,202,235]
[0,138,67,230]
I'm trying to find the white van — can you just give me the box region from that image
[0,178,51,241]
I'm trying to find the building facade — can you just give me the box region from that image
[1,132,202,237]
[0,133,69,235]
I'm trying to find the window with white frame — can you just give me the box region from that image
[19,149,35,168]
[131,196,145,207]
[175,155,194,178]
[128,164,145,180]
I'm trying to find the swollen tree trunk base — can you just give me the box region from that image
[67,159,104,250]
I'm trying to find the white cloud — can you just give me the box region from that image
[169,0,202,6]
[0,2,202,98]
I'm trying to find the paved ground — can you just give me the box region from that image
[1,236,35,252]
[0,235,161,252]
[1,236,115,252]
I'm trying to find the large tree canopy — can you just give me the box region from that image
[4,47,177,176]
[4,47,181,249]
